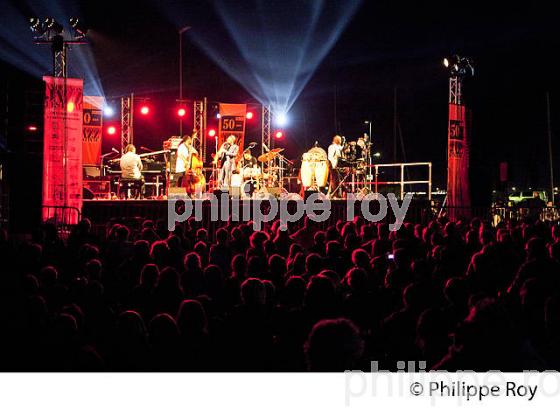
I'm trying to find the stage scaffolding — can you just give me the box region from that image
[120,94,133,153]
[193,99,207,162]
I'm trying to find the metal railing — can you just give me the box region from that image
[372,162,432,200]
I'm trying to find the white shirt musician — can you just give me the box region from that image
[120,144,143,180]
[217,135,239,189]
[328,135,343,169]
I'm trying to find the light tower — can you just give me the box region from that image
[443,55,474,219]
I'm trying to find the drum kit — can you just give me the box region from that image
[231,147,287,198]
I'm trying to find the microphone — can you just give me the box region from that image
[112,147,119,154]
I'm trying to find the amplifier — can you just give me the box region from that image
[83,178,112,199]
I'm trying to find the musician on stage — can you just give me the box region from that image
[328,135,344,198]
[216,134,239,189]
[239,149,258,169]
[119,144,144,197]
[174,134,198,187]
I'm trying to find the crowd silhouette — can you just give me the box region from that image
[1,214,559,371]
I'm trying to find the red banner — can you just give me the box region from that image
[447,103,471,219]
[42,76,84,224]
[218,103,246,154]
[82,96,103,166]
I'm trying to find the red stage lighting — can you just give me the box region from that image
[208,129,216,137]
[275,131,283,139]
[140,105,149,115]
[246,111,253,120]
[107,126,117,135]
[177,108,186,117]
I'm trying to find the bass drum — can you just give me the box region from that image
[314,160,330,188]
[241,179,257,198]
[230,173,243,187]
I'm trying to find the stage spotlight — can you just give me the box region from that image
[443,55,474,78]
[103,106,115,117]
[69,17,88,39]
[177,108,186,117]
[107,126,117,135]
[246,112,253,120]
[67,101,75,113]
[275,112,288,127]
[208,129,216,137]
[27,125,38,132]
[275,131,283,139]
[140,105,150,115]
[216,113,221,119]
[45,17,63,34]
[29,17,47,38]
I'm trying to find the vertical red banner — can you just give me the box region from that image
[82,96,103,166]
[218,103,246,154]
[447,103,471,219]
[42,76,84,224]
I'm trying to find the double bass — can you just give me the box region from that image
[182,132,206,195]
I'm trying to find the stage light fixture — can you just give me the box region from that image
[45,17,63,34]
[275,131,283,139]
[67,101,75,113]
[216,113,221,119]
[177,108,186,117]
[246,112,253,120]
[275,112,288,127]
[29,17,47,38]
[27,125,38,132]
[103,106,115,117]
[443,55,474,78]
[107,126,117,135]
[69,17,88,39]
[140,105,150,115]
[208,129,216,137]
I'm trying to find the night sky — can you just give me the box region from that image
[1,0,559,205]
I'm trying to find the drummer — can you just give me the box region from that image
[240,150,258,169]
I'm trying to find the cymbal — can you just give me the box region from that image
[270,148,284,154]
[258,152,278,162]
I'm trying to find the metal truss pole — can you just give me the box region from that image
[193,99,206,161]
[121,93,134,153]
[53,45,67,78]
[449,76,462,105]
[261,105,271,156]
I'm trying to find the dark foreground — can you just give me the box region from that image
[1,214,559,371]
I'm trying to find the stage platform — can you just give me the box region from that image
[82,197,435,234]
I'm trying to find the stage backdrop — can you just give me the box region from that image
[83,96,103,166]
[447,103,471,219]
[42,76,84,224]
[218,103,246,155]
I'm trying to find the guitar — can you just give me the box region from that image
[212,143,230,166]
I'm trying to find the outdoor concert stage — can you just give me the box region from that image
[82,197,434,231]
